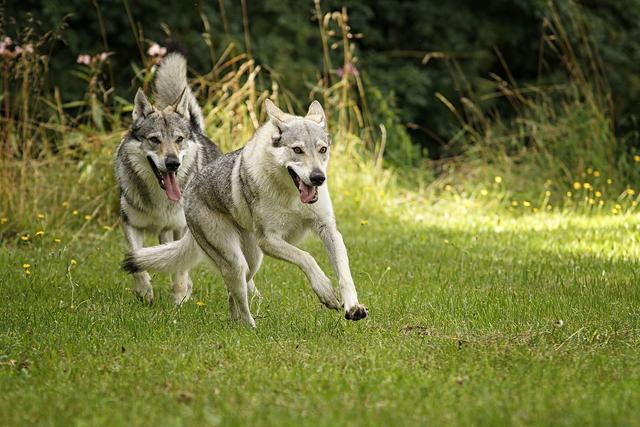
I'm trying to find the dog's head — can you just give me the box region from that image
[130,88,193,202]
[265,99,330,204]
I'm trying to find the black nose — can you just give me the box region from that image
[309,169,325,186]
[165,156,180,172]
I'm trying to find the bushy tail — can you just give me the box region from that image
[122,230,202,274]
[154,52,205,131]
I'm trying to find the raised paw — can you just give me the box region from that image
[344,304,368,321]
[321,292,342,311]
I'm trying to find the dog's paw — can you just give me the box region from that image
[344,304,368,321]
[320,292,342,311]
[134,287,154,305]
[173,290,191,305]
[313,277,341,310]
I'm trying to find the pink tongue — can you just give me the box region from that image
[164,172,181,202]
[298,181,315,203]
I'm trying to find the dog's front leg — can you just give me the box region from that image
[123,223,154,304]
[317,222,368,321]
[160,228,192,305]
[259,236,341,310]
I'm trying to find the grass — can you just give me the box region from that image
[2,187,639,426]
[1,4,639,425]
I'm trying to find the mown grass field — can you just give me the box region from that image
[2,196,639,426]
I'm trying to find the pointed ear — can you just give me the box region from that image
[172,87,189,117]
[305,100,326,128]
[265,99,288,131]
[133,88,153,121]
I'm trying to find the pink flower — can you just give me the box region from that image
[147,43,167,58]
[2,37,11,46]
[336,63,360,78]
[77,54,91,65]
[96,51,114,62]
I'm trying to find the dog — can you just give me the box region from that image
[122,99,368,327]
[115,51,220,305]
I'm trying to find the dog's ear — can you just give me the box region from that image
[265,99,288,131]
[305,100,326,128]
[133,88,153,121]
[172,87,190,117]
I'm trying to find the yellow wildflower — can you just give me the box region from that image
[84,215,92,221]
[62,201,69,208]
[20,235,29,241]
[444,239,450,244]
[545,191,551,197]
[566,191,572,198]
[634,155,640,162]
[360,219,369,226]
[70,259,77,266]
[626,188,635,196]
[54,238,62,244]
[24,270,31,277]
[72,210,79,216]
[583,183,592,190]
[599,200,604,206]
[35,230,44,237]
[607,179,613,185]
[593,170,601,177]
[444,185,453,192]
[494,176,503,184]
[102,225,111,231]
[0,218,7,224]
[573,182,582,190]
[587,167,593,174]
[523,201,531,207]
[37,213,45,220]
[588,198,595,205]
[196,300,206,307]
[511,201,519,207]
[22,263,31,269]
[595,191,602,198]
[480,189,488,196]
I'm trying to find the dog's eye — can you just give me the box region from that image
[319,146,327,154]
[293,147,304,154]
[175,136,184,144]
[149,136,161,144]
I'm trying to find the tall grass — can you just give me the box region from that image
[1,1,638,241]
[435,2,637,203]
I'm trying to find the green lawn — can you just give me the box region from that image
[1,204,639,426]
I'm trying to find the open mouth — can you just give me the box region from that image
[288,167,318,204]
[147,156,182,202]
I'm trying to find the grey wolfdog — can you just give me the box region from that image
[115,52,220,305]
[123,99,368,327]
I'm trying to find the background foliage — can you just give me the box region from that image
[5,0,640,157]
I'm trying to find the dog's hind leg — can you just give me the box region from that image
[124,223,154,304]
[190,216,255,327]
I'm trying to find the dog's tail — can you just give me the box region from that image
[122,230,202,274]
[154,51,205,132]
